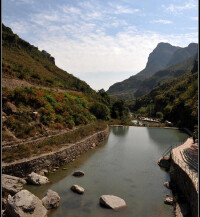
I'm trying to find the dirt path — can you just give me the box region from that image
[2,126,79,150]
[2,77,80,93]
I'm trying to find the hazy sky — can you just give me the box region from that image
[2,0,198,91]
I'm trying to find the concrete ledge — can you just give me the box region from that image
[170,156,198,217]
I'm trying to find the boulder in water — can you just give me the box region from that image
[42,189,60,209]
[2,174,26,195]
[99,195,126,210]
[71,185,85,194]
[72,170,85,177]
[27,172,49,185]
[7,190,47,217]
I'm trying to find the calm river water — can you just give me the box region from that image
[25,126,189,217]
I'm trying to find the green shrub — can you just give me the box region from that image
[90,102,110,120]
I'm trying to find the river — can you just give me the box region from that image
[25,126,189,217]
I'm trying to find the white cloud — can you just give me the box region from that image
[151,19,172,24]
[164,1,197,14]
[190,16,198,21]
[113,5,140,14]
[9,21,30,34]
[4,1,198,90]
[35,27,197,90]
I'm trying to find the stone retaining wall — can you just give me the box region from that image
[2,127,109,178]
[170,158,198,217]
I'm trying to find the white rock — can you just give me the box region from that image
[71,185,85,194]
[27,172,49,185]
[7,190,47,217]
[2,174,26,195]
[42,189,60,209]
[100,195,126,210]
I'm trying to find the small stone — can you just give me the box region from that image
[164,196,174,205]
[42,189,60,209]
[72,170,85,177]
[62,168,67,170]
[100,195,126,210]
[71,185,85,194]
[42,169,49,175]
[164,182,170,189]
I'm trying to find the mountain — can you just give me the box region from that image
[107,42,198,99]
[136,42,180,79]
[133,54,197,97]
[2,24,94,93]
[166,43,198,67]
[131,61,198,130]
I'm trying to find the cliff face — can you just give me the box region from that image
[107,42,198,100]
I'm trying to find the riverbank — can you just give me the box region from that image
[25,126,187,217]
[2,126,109,177]
[2,121,107,163]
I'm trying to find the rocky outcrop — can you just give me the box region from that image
[2,127,109,177]
[71,185,85,194]
[157,156,170,169]
[72,170,84,177]
[27,172,49,185]
[2,174,26,196]
[7,190,47,217]
[99,195,126,210]
[42,189,60,209]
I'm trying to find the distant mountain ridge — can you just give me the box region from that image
[107,42,198,99]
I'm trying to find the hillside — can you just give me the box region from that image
[130,61,198,130]
[2,24,131,146]
[107,42,198,99]
[133,54,197,97]
[2,24,94,93]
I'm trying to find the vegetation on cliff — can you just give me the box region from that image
[107,42,197,100]
[129,62,198,131]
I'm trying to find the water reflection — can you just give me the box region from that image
[26,126,188,217]
[111,126,129,136]
[146,127,188,147]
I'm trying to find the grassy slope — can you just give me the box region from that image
[2,24,109,144]
[2,24,94,93]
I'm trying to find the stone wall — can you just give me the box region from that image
[170,158,198,217]
[2,127,109,177]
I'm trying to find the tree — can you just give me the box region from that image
[111,99,129,120]
[156,112,163,120]
[89,102,110,120]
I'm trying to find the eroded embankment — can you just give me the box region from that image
[2,126,109,177]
